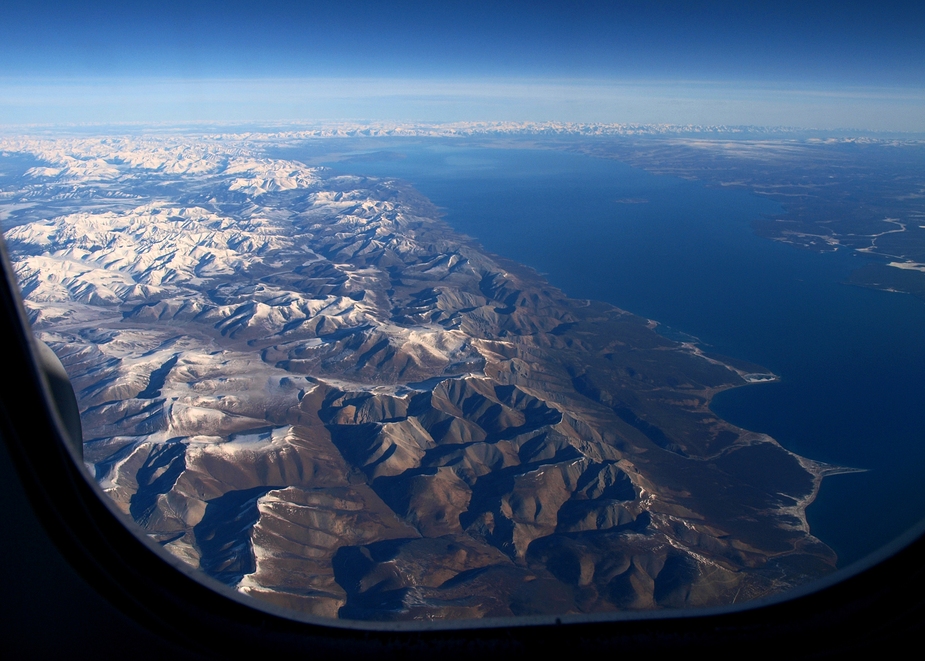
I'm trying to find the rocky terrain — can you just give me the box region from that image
[1,133,840,621]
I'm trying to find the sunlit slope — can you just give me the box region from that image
[2,133,840,620]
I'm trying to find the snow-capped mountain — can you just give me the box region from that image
[0,133,836,620]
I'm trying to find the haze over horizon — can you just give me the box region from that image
[2,1,924,131]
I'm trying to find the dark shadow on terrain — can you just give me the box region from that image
[194,486,281,586]
[136,354,179,399]
[129,441,186,524]
[572,374,688,456]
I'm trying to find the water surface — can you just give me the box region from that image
[278,140,925,567]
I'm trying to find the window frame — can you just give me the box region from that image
[1,233,924,658]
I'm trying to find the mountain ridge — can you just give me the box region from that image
[1,133,839,620]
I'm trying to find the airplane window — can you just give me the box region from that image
[1,1,923,644]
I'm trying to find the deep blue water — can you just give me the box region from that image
[296,141,925,568]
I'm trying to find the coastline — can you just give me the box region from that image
[2,135,862,616]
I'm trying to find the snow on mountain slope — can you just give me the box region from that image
[4,135,231,180]
[225,157,321,195]
[0,132,837,621]
[7,203,291,287]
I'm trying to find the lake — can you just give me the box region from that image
[277,139,925,568]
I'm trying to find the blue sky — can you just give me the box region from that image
[1,1,923,130]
